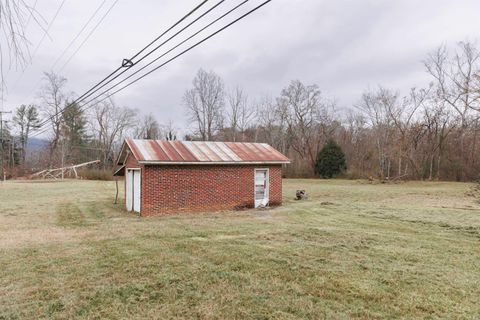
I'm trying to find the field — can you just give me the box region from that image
[0,179,479,319]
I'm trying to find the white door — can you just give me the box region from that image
[126,169,141,213]
[132,170,141,213]
[254,169,269,208]
[126,170,133,211]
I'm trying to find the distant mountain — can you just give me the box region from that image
[27,137,48,152]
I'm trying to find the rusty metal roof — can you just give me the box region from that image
[118,139,290,165]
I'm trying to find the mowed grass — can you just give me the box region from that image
[0,179,479,319]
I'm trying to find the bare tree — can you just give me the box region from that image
[424,42,480,149]
[135,113,162,139]
[0,1,36,88]
[277,80,335,171]
[227,86,255,141]
[342,110,371,176]
[356,87,397,179]
[422,99,454,180]
[39,72,68,165]
[386,87,430,177]
[90,98,136,167]
[161,120,177,140]
[184,69,225,141]
[255,95,286,149]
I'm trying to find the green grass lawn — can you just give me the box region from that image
[0,179,479,319]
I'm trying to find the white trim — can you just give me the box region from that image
[254,168,269,208]
[137,160,289,165]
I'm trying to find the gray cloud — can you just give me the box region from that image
[3,0,480,135]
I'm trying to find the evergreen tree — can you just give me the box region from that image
[315,139,346,178]
[62,102,88,145]
[12,104,41,165]
[61,102,89,163]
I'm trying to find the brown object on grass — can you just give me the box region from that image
[295,190,307,200]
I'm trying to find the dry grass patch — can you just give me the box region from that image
[0,179,479,319]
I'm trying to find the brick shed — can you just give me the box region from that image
[114,139,290,216]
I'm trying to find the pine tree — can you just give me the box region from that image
[61,101,89,163]
[315,139,346,178]
[12,104,41,165]
[62,102,88,147]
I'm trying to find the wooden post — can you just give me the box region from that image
[114,178,119,204]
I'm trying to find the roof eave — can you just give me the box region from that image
[138,160,290,165]
[115,141,129,166]
[113,165,126,176]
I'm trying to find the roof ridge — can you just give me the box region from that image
[119,139,289,164]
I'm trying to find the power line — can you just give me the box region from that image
[66,0,232,111]
[31,0,68,62]
[50,0,108,71]
[66,0,209,107]
[128,1,209,62]
[25,0,39,27]
[11,0,67,88]
[32,0,210,136]
[86,0,273,106]
[17,0,116,107]
[31,0,273,138]
[57,0,119,73]
[76,0,252,109]
[31,0,210,133]
[32,0,271,137]
[32,0,231,134]
[31,0,225,137]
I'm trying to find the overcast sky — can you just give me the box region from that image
[3,0,480,134]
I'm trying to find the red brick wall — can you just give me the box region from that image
[139,164,283,216]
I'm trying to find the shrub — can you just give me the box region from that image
[78,169,113,181]
[315,139,347,178]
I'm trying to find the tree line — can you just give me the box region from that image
[2,73,177,177]
[183,41,480,181]
[2,41,480,181]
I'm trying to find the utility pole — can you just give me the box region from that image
[0,110,12,181]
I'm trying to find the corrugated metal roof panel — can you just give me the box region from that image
[148,140,170,161]
[205,141,233,161]
[245,143,271,161]
[123,139,290,164]
[199,142,223,161]
[216,142,242,161]
[256,143,279,160]
[126,139,143,160]
[262,143,289,161]
[225,142,250,161]
[156,140,182,161]
[169,141,198,161]
[183,141,210,161]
